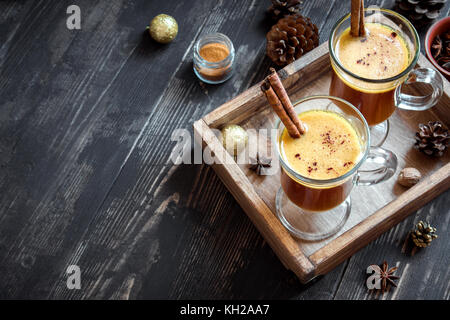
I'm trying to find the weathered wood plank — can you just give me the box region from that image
[0,0,219,298]
[42,0,277,299]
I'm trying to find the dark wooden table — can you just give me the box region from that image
[0,0,449,300]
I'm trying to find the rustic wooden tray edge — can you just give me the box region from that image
[193,42,450,283]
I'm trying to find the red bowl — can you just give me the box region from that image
[425,16,450,81]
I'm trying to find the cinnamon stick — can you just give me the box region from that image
[261,80,300,138]
[266,68,306,135]
[351,0,360,37]
[359,0,365,37]
[351,0,365,37]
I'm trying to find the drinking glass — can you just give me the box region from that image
[329,8,443,147]
[274,95,397,241]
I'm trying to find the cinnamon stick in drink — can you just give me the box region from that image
[261,80,301,138]
[351,0,360,37]
[266,68,306,135]
[351,0,365,37]
[359,0,366,36]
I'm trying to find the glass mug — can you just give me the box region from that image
[329,8,443,146]
[274,96,397,241]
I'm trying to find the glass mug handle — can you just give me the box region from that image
[395,68,443,111]
[355,147,398,186]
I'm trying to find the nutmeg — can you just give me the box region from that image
[397,167,421,187]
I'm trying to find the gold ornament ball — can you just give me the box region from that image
[221,124,248,157]
[148,14,178,44]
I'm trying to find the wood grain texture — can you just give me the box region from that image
[0,0,449,299]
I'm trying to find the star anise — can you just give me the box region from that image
[249,153,272,175]
[431,35,442,59]
[431,30,450,72]
[368,261,400,293]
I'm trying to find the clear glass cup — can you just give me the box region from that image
[329,8,443,147]
[274,95,397,241]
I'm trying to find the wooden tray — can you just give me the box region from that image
[193,42,450,283]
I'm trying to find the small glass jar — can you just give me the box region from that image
[193,33,235,84]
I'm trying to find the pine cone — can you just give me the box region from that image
[266,14,319,67]
[414,121,449,157]
[410,221,438,247]
[393,0,447,28]
[267,0,302,21]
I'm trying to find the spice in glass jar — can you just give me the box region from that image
[193,33,235,84]
[199,43,229,62]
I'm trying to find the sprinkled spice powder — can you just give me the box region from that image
[336,23,409,79]
[281,110,361,179]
